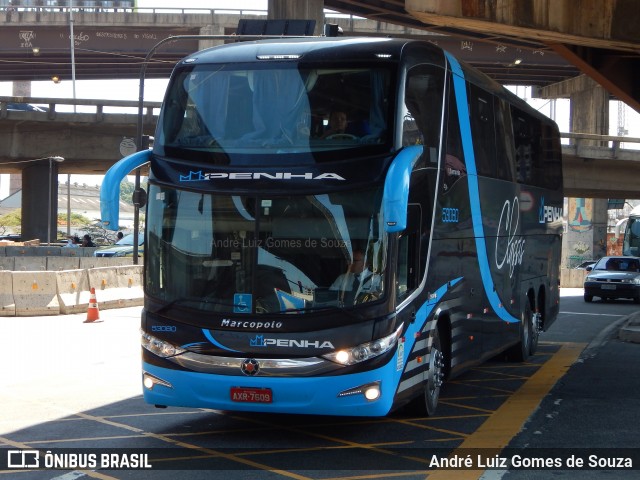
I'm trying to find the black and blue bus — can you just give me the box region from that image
[101,37,563,416]
[622,205,640,256]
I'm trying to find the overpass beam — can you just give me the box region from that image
[21,161,60,245]
[268,0,324,35]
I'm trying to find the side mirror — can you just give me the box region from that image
[382,146,423,233]
[132,188,147,208]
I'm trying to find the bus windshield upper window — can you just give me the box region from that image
[155,65,392,163]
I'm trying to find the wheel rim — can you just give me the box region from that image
[522,311,530,348]
[427,348,444,396]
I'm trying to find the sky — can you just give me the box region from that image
[1,1,639,193]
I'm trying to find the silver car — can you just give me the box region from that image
[583,256,640,303]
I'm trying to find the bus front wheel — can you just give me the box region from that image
[424,326,445,416]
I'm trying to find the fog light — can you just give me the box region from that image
[364,385,381,401]
[338,381,381,402]
[143,372,172,390]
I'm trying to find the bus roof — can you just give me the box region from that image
[176,36,555,128]
[180,36,435,66]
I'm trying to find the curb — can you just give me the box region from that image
[618,311,640,344]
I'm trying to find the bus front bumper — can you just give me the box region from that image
[141,360,402,417]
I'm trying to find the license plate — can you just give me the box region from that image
[230,387,272,403]
[601,284,617,290]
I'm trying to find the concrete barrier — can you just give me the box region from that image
[0,263,144,316]
[0,270,15,316]
[0,256,15,271]
[79,256,133,269]
[60,248,83,257]
[34,246,64,257]
[56,269,92,314]
[12,271,60,316]
[14,257,47,271]
[88,265,143,309]
[5,246,33,257]
[47,256,81,271]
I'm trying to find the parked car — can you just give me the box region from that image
[0,234,21,242]
[93,233,144,257]
[583,256,640,303]
[5,103,47,112]
[574,260,596,270]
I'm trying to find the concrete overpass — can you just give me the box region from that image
[325,0,640,114]
[0,5,581,86]
[1,1,637,111]
[1,96,639,200]
[1,0,638,252]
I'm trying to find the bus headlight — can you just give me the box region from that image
[323,324,403,366]
[141,331,186,358]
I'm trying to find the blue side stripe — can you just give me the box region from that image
[444,52,518,324]
[403,277,463,349]
[203,329,240,352]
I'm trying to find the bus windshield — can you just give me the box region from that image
[146,184,387,314]
[155,64,392,164]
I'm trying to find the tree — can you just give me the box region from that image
[120,180,135,205]
[119,178,148,205]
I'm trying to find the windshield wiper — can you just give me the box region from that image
[285,304,364,320]
[153,297,248,315]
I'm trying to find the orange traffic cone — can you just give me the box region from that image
[84,287,101,323]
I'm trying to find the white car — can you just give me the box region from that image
[94,234,144,257]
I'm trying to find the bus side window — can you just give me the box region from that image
[403,65,444,149]
[396,204,421,303]
[495,98,516,182]
[512,106,541,185]
[541,123,562,190]
[468,84,495,177]
[442,77,466,194]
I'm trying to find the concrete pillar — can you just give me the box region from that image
[9,82,31,198]
[564,78,609,267]
[199,24,225,51]
[21,161,60,244]
[12,81,31,97]
[268,0,324,35]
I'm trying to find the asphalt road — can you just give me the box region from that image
[0,288,638,479]
[494,289,640,480]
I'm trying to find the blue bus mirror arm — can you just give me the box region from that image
[382,145,423,233]
[100,149,152,231]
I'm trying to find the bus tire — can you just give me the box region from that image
[509,301,533,362]
[530,310,540,356]
[424,326,445,416]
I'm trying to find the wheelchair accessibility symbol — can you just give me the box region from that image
[233,294,252,313]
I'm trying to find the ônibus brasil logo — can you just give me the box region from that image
[180,171,345,182]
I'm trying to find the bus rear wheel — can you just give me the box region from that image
[509,301,534,362]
